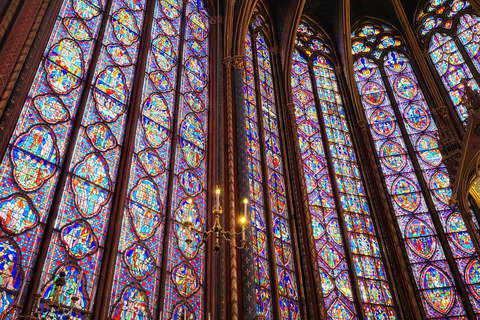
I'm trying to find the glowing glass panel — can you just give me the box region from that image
[313,55,396,318]
[257,34,300,320]
[244,30,273,319]
[0,0,107,315]
[161,0,209,318]
[354,56,466,318]
[108,0,183,317]
[458,15,480,74]
[38,0,148,315]
[384,50,480,314]
[292,50,358,319]
[428,33,479,123]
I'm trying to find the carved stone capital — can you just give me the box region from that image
[335,65,343,74]
[437,105,450,119]
[233,55,245,70]
[224,57,233,69]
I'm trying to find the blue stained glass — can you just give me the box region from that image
[161,0,209,319]
[428,33,479,124]
[292,50,359,319]
[246,27,300,319]
[244,30,273,319]
[312,54,396,318]
[417,0,479,126]
[458,15,480,77]
[384,50,480,314]
[38,0,147,315]
[0,0,107,316]
[354,55,467,318]
[109,0,183,314]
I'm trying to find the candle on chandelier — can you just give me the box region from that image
[240,216,246,242]
[215,187,220,210]
[243,198,248,217]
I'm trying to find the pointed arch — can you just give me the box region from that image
[243,5,302,319]
[292,18,398,319]
[415,0,480,124]
[352,19,480,318]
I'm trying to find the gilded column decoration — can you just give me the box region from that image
[224,56,239,320]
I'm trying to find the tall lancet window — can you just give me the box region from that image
[244,10,300,320]
[417,0,480,124]
[292,21,396,319]
[352,22,480,318]
[0,0,210,318]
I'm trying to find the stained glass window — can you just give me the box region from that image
[244,14,300,319]
[38,0,149,315]
[417,0,480,124]
[293,21,396,319]
[0,0,210,318]
[0,0,108,316]
[353,21,480,318]
[109,0,184,317]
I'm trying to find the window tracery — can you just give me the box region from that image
[0,0,210,318]
[417,0,480,124]
[353,20,480,318]
[244,11,300,319]
[293,21,396,319]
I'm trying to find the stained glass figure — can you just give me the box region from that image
[0,0,210,317]
[161,0,210,319]
[417,0,480,124]
[245,16,300,318]
[353,20,480,318]
[294,21,396,319]
[108,0,183,316]
[0,0,107,316]
[38,0,148,315]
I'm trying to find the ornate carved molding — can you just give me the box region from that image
[232,55,245,70]
[225,54,239,320]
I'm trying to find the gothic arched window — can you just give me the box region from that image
[0,0,211,318]
[292,21,396,319]
[352,21,480,318]
[417,0,480,124]
[244,11,300,319]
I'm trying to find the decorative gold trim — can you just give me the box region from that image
[232,55,245,70]
[0,0,21,44]
[0,0,50,118]
[224,56,238,320]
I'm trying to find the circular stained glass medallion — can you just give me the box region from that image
[370,109,396,136]
[405,104,430,131]
[393,76,418,100]
[361,82,385,106]
[380,140,407,172]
